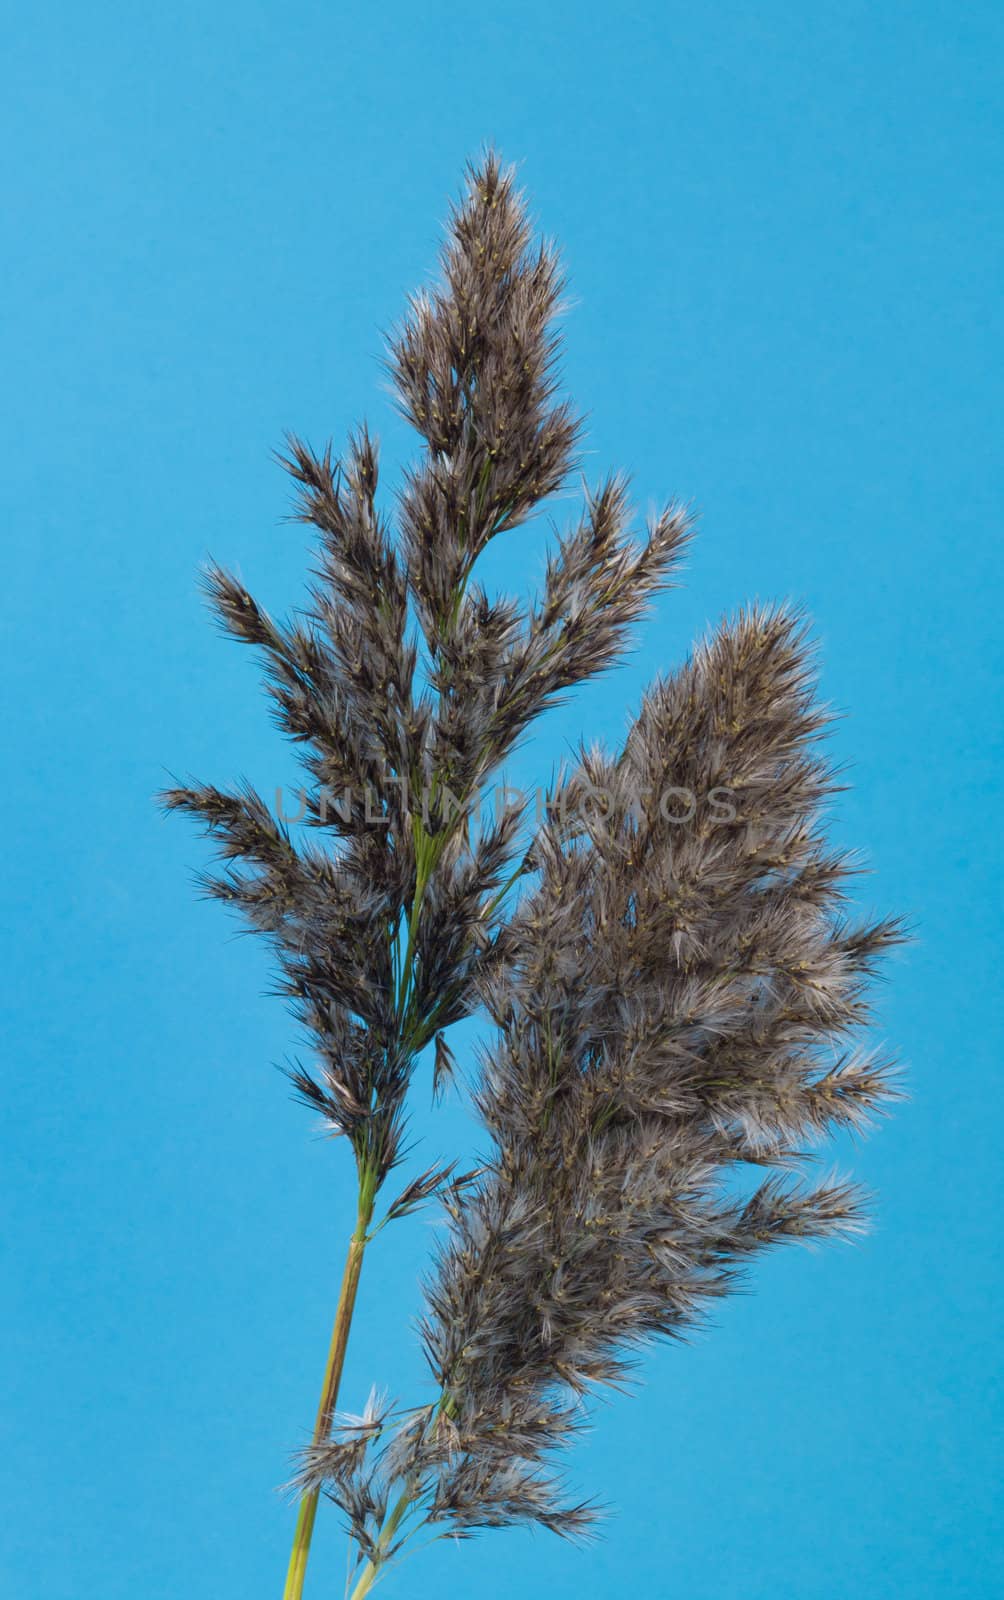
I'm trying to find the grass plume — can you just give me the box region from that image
[162,152,901,1597]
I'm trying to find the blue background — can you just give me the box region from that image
[4,4,1001,1597]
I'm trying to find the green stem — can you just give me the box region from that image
[395,871,428,1018]
[283,553,488,1595]
[482,856,530,922]
[281,1172,377,1600]
[347,1483,416,1600]
[396,818,446,1025]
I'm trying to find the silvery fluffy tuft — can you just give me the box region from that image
[163,153,902,1599]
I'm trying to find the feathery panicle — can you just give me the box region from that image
[161,153,901,1598]
[162,153,691,1189]
[310,607,903,1548]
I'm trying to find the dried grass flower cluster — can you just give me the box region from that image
[163,152,901,1599]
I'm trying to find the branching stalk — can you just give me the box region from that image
[347,1483,417,1600]
[282,1171,377,1600]
[282,821,450,1597]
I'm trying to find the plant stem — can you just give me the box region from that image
[347,1483,416,1600]
[282,1174,376,1600]
[282,803,451,1597]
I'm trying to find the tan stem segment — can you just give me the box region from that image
[282,1188,375,1600]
